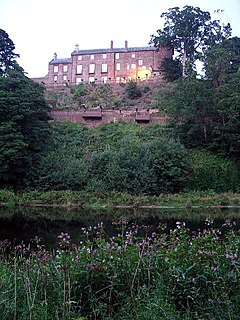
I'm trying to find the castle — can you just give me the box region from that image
[33,41,173,86]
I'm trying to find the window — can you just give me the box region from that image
[89,76,95,83]
[76,78,82,84]
[63,75,67,81]
[103,53,107,59]
[54,65,58,73]
[131,64,136,69]
[89,64,95,73]
[127,64,130,70]
[90,54,94,60]
[116,77,120,83]
[116,63,120,71]
[101,63,107,73]
[101,76,107,83]
[54,75,58,82]
[77,64,83,74]
[138,59,143,66]
[63,65,68,72]
[115,53,119,60]
[78,55,82,60]
[131,53,136,58]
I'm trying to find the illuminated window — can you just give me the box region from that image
[116,63,120,71]
[103,53,107,59]
[101,63,108,72]
[54,66,58,73]
[76,78,82,84]
[63,65,68,72]
[63,75,67,81]
[89,64,95,73]
[54,75,58,82]
[138,59,143,66]
[131,64,136,69]
[115,53,120,59]
[78,55,82,60]
[77,65,82,74]
[131,53,136,58]
[116,77,120,83]
[127,64,130,70]
[90,54,94,60]
[89,76,95,83]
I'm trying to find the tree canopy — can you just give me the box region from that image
[150,6,232,77]
[0,29,51,187]
[0,29,20,76]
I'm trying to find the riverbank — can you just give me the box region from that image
[1,189,240,209]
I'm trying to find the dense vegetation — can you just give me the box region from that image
[1,220,240,319]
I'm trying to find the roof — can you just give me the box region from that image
[71,46,156,56]
[49,58,71,65]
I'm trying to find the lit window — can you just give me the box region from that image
[115,53,120,59]
[101,63,107,72]
[116,63,120,71]
[77,65,82,74]
[116,77,120,83]
[90,54,94,60]
[78,55,82,60]
[54,75,58,82]
[76,78,82,84]
[131,53,136,58]
[63,65,68,72]
[131,64,136,69]
[89,64,95,73]
[138,59,143,66]
[63,75,67,81]
[89,76,95,83]
[103,53,107,59]
[127,64,130,70]
[54,66,58,73]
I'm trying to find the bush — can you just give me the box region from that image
[189,149,240,192]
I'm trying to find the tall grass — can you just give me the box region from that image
[0,219,240,319]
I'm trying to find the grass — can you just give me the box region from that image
[0,219,240,319]
[1,189,240,209]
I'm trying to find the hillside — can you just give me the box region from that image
[45,80,169,112]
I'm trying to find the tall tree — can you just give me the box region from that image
[0,29,20,76]
[0,29,51,187]
[150,6,232,77]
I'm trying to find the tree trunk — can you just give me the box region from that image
[182,43,187,77]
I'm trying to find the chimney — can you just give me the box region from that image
[110,40,113,50]
[75,43,79,51]
[53,52,57,60]
[125,40,128,50]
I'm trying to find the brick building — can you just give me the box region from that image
[34,41,173,86]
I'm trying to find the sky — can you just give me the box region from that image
[1,0,240,78]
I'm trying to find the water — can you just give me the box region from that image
[1,206,240,249]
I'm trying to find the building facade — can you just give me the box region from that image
[35,41,173,86]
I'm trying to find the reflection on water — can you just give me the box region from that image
[0,206,240,249]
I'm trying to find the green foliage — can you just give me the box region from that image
[33,122,190,194]
[0,71,51,187]
[160,57,182,81]
[0,29,20,75]
[150,6,232,76]
[189,149,240,192]
[0,221,240,319]
[125,81,142,99]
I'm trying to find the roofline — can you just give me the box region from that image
[71,46,157,56]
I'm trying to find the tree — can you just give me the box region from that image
[0,30,51,187]
[0,29,20,76]
[150,6,232,77]
[159,58,182,82]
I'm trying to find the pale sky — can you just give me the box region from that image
[1,0,239,78]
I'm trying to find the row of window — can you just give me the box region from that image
[53,60,144,74]
[53,75,134,84]
[77,52,137,61]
